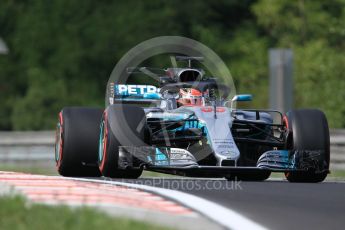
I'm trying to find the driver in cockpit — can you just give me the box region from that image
[177,88,204,107]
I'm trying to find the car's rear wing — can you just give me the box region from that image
[175,56,204,68]
[126,67,166,76]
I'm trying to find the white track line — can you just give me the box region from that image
[63,177,268,230]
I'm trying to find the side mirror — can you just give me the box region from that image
[232,94,252,102]
[230,94,252,110]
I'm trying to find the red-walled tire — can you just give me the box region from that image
[284,109,330,183]
[98,104,144,178]
[55,107,103,177]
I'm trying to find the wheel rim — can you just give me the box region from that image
[55,112,63,167]
[55,123,61,162]
[99,113,108,171]
[99,120,105,162]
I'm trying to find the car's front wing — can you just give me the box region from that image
[117,146,328,177]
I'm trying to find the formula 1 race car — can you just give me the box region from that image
[55,56,330,182]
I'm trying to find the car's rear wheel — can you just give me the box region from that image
[284,109,330,183]
[55,107,103,177]
[98,104,144,178]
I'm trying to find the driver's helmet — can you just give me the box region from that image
[177,88,203,106]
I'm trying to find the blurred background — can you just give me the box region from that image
[0,0,344,130]
[0,2,344,229]
[0,0,344,176]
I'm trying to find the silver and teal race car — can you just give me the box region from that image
[55,56,330,182]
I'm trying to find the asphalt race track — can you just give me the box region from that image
[97,177,345,230]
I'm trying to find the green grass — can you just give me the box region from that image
[270,171,345,181]
[141,170,183,178]
[328,170,345,180]
[1,164,344,181]
[0,164,58,175]
[0,164,182,178]
[0,196,169,230]
[269,173,286,179]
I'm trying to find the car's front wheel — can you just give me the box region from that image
[284,109,330,183]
